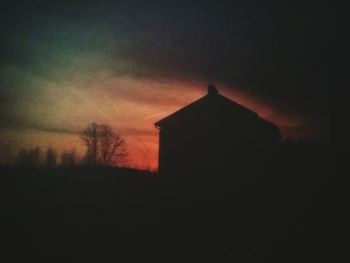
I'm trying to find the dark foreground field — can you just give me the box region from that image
[1,150,331,263]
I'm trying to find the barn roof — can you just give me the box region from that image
[154,85,281,141]
[155,85,264,128]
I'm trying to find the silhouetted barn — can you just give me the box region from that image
[155,85,281,175]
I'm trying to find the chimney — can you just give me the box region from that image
[208,84,218,96]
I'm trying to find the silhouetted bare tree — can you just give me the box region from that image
[80,123,99,165]
[79,123,127,166]
[1,141,14,166]
[45,147,57,168]
[60,149,78,167]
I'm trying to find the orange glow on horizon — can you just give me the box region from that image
[0,77,305,170]
[120,81,303,171]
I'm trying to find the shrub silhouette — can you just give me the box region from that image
[14,147,41,167]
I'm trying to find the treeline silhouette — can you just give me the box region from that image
[9,122,128,168]
[1,138,330,263]
[14,147,77,168]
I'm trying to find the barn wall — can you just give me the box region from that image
[158,117,280,176]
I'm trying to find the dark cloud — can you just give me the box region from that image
[115,1,331,113]
[1,0,332,141]
[0,115,77,135]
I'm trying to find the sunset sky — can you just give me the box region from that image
[0,0,330,169]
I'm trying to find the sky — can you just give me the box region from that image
[0,0,331,169]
